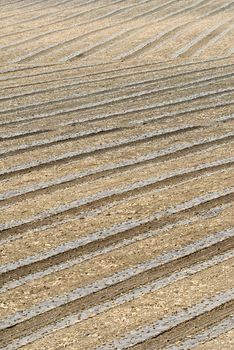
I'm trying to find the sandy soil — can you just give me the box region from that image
[0,0,233,349]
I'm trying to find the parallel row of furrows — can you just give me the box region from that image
[0,0,93,20]
[0,102,232,175]
[172,18,233,59]
[0,95,233,215]
[1,199,232,294]
[0,53,222,80]
[1,62,233,125]
[0,132,233,210]
[2,66,232,135]
[1,162,233,282]
[1,55,233,103]
[0,65,233,128]
[0,0,126,28]
[0,60,232,232]
[98,293,234,350]
[1,54,232,87]
[106,10,233,63]
[0,137,233,346]
[1,73,233,128]
[0,0,178,41]
[1,174,233,283]
[0,0,232,64]
[54,0,215,64]
[18,0,160,39]
[0,223,233,348]
[0,110,233,180]
[0,5,223,63]
[2,280,234,349]
[0,168,232,254]
[1,103,232,161]
[112,0,221,61]
[0,17,169,65]
[0,2,233,346]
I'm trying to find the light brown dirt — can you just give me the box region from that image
[0,0,233,349]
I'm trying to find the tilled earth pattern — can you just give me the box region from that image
[0,0,234,349]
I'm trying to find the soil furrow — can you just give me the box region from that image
[1,2,233,349]
[0,231,233,347]
[163,316,234,350]
[1,82,233,127]
[98,290,234,350]
[1,203,231,292]
[7,52,231,108]
[176,19,233,58]
[0,55,231,86]
[1,253,233,350]
[0,124,205,178]
[0,187,233,286]
[1,135,232,206]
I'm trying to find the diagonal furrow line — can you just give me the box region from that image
[0,0,178,53]
[0,132,233,207]
[131,101,234,125]
[0,125,211,178]
[2,60,233,102]
[0,228,233,334]
[0,54,231,84]
[0,0,79,20]
[1,82,233,127]
[202,0,234,17]
[0,208,222,292]
[165,316,234,350]
[115,0,215,60]
[173,18,233,58]
[2,252,233,350]
[0,125,129,157]
[1,68,233,119]
[0,162,233,253]
[194,25,234,56]
[97,289,234,350]
[0,182,233,292]
[0,128,53,141]
[0,0,127,34]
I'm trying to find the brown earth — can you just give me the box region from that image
[0,0,233,349]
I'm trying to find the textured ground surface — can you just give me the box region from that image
[0,0,234,349]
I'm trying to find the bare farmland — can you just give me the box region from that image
[0,0,233,349]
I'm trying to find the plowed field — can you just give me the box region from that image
[0,1,233,349]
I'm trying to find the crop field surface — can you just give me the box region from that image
[0,0,233,350]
